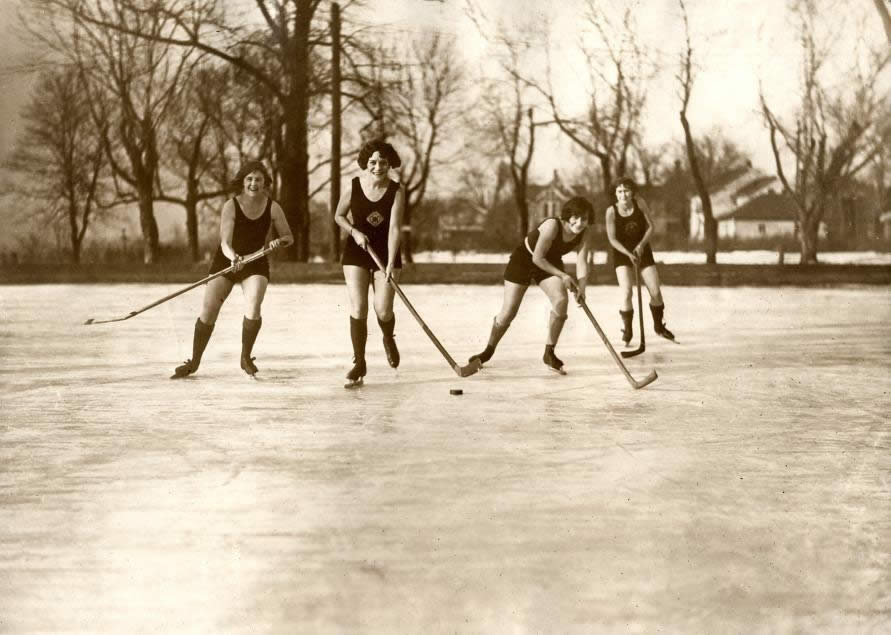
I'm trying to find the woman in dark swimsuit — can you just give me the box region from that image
[333,139,406,387]
[605,177,674,346]
[171,160,293,379]
[468,196,595,374]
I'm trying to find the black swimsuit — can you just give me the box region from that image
[341,177,403,270]
[611,198,655,270]
[209,197,272,282]
[503,218,584,285]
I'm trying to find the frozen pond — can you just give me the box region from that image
[1,283,889,632]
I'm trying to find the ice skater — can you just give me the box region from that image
[333,139,405,388]
[605,177,675,346]
[171,160,293,379]
[468,196,595,374]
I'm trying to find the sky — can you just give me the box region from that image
[0,0,886,200]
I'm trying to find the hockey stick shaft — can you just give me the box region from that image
[365,245,479,377]
[576,295,658,389]
[84,244,278,325]
[621,261,646,358]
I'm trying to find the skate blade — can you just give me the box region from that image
[546,366,567,376]
[344,377,364,389]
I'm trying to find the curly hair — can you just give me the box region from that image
[560,196,594,223]
[357,139,402,170]
[231,160,271,193]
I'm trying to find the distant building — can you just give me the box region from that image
[721,191,827,240]
[437,198,487,241]
[689,165,778,241]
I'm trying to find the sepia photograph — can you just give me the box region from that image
[1,0,889,632]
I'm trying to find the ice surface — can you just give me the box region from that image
[1,283,889,632]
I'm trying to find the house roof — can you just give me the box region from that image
[734,175,776,199]
[731,192,796,221]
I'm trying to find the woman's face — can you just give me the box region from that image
[366,151,390,177]
[566,215,588,234]
[243,170,266,194]
[615,184,633,203]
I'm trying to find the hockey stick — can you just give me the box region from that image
[365,245,481,378]
[621,261,646,358]
[574,292,658,390]
[83,244,279,325]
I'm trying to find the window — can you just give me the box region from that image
[758,223,766,235]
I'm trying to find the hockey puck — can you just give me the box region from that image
[449,389,463,396]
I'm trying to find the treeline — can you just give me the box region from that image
[2,0,889,266]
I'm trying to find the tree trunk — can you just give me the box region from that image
[681,111,718,264]
[138,189,160,264]
[186,193,200,263]
[281,5,312,262]
[68,201,81,264]
[798,211,820,265]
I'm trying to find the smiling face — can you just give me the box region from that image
[366,151,390,179]
[566,214,589,235]
[615,184,633,205]
[243,170,266,196]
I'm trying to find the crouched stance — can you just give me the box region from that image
[171,161,293,379]
[470,196,595,374]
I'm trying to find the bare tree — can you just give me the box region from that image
[466,3,539,239]
[38,0,352,262]
[761,0,889,263]
[356,33,465,263]
[523,0,649,198]
[4,67,109,263]
[25,0,197,264]
[873,0,891,44]
[677,0,719,263]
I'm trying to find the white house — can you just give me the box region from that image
[689,166,777,240]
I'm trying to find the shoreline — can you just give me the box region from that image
[2,262,889,286]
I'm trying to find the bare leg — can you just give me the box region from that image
[372,269,401,368]
[172,276,234,378]
[469,281,527,364]
[239,275,268,375]
[539,276,569,372]
[343,266,371,382]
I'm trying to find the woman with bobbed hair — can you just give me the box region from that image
[171,160,293,379]
[333,139,405,388]
[605,176,674,346]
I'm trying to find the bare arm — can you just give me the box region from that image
[219,200,238,261]
[531,219,575,286]
[267,201,294,251]
[635,197,655,253]
[574,227,595,300]
[387,186,405,273]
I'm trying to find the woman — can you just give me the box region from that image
[469,196,595,374]
[605,177,674,345]
[334,139,405,388]
[171,160,293,379]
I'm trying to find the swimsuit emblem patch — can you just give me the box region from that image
[367,211,385,227]
[624,220,639,237]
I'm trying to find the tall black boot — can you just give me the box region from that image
[543,311,568,373]
[469,316,511,365]
[171,318,214,379]
[240,316,262,376]
[346,316,368,385]
[649,303,675,340]
[620,309,633,346]
[378,315,400,368]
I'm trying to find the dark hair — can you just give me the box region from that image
[561,196,594,223]
[357,139,402,170]
[232,160,271,193]
[611,176,636,193]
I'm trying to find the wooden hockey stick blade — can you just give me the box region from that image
[621,345,645,359]
[455,358,483,377]
[365,245,475,379]
[575,296,658,390]
[83,244,278,325]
